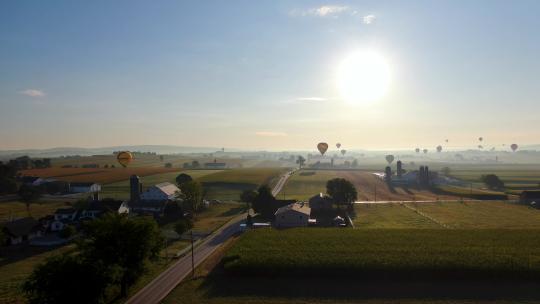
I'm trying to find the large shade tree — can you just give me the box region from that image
[326,178,358,207]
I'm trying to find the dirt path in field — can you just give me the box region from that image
[337,171,460,201]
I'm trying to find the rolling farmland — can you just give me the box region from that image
[279,170,461,201]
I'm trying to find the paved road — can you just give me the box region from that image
[272,169,296,197]
[126,214,245,304]
[126,169,295,304]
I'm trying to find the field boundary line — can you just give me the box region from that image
[402,203,451,229]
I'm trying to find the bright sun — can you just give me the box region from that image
[337,49,391,105]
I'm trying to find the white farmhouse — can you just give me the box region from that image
[140,182,180,201]
[274,203,311,228]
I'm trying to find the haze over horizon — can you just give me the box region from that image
[2,0,540,150]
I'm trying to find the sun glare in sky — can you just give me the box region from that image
[337,49,391,105]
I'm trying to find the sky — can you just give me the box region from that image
[1,0,540,151]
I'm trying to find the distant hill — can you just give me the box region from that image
[0,145,222,159]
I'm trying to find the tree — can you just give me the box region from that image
[441,167,451,176]
[191,160,201,168]
[59,225,76,239]
[81,214,164,297]
[0,163,18,194]
[174,218,193,236]
[164,162,173,168]
[18,184,42,213]
[251,185,278,219]
[240,189,257,209]
[159,155,164,162]
[481,174,504,190]
[326,178,358,207]
[175,173,193,186]
[23,254,110,304]
[179,181,204,213]
[296,155,306,168]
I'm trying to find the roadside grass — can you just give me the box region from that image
[100,170,221,199]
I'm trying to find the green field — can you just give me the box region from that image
[198,168,288,200]
[354,204,441,228]
[354,201,540,229]
[164,228,540,304]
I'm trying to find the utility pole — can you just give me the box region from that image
[191,230,194,278]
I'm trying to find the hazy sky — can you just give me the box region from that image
[1,0,540,150]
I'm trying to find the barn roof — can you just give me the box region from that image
[275,203,311,216]
[154,182,181,196]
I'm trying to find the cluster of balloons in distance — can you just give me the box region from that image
[317,142,347,156]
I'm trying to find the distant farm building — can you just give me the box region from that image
[128,175,180,215]
[204,162,227,169]
[274,203,311,228]
[70,182,101,194]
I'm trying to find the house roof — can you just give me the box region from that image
[275,203,311,216]
[3,217,40,237]
[153,182,180,196]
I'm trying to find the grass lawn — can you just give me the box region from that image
[0,200,71,222]
[100,170,221,199]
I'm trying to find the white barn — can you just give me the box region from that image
[140,182,180,201]
[274,203,311,228]
[70,182,101,193]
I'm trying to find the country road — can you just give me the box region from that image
[125,169,295,304]
[354,199,518,204]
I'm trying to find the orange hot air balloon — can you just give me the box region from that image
[317,143,329,155]
[385,154,394,164]
[117,151,133,168]
[511,143,518,152]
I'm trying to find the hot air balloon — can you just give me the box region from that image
[478,137,483,142]
[341,149,346,156]
[336,143,341,149]
[423,149,428,154]
[436,145,442,153]
[385,155,395,164]
[478,145,483,149]
[511,143,518,152]
[445,139,449,143]
[117,151,133,168]
[415,148,420,153]
[317,143,329,155]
